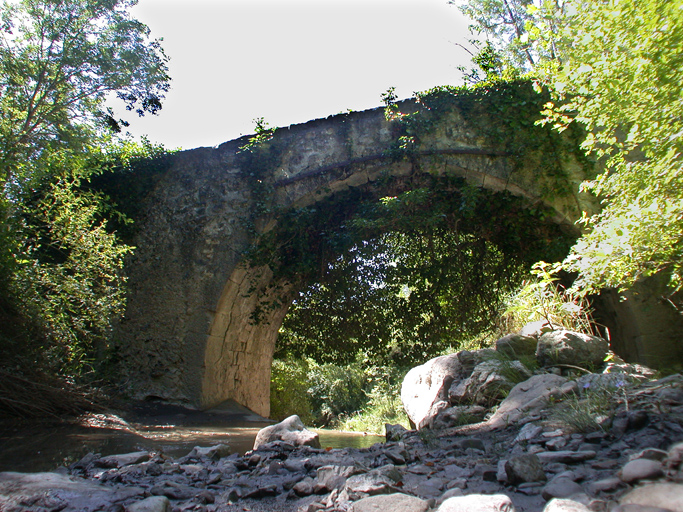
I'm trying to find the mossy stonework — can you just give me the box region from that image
[115,83,600,416]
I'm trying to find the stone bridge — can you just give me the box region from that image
[115,85,679,417]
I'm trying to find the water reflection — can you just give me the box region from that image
[0,408,385,473]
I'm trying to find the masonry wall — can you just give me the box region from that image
[114,100,613,416]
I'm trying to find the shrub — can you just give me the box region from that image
[269,358,314,424]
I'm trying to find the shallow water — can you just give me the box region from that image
[0,411,384,473]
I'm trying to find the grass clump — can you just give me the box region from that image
[549,379,624,433]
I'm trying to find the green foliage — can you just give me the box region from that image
[238,117,277,154]
[0,0,170,188]
[337,383,410,435]
[270,357,409,432]
[13,175,133,373]
[0,141,166,376]
[307,360,367,426]
[275,174,575,365]
[270,358,314,424]
[0,0,171,384]
[536,0,683,297]
[450,0,565,72]
[500,260,595,335]
[550,383,622,433]
[456,0,683,301]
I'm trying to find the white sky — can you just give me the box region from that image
[123,0,475,150]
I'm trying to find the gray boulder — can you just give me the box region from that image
[253,415,320,450]
[449,360,532,406]
[488,373,568,428]
[536,330,609,368]
[401,354,464,429]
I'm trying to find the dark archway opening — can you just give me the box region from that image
[254,173,578,424]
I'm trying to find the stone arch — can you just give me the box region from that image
[115,88,598,416]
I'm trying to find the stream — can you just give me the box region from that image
[0,400,385,473]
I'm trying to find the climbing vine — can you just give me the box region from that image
[237,78,588,333]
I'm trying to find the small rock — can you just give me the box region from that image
[515,423,543,443]
[351,492,430,512]
[543,498,592,512]
[185,444,231,460]
[587,477,624,494]
[127,496,171,512]
[505,454,547,485]
[436,494,516,512]
[95,451,150,469]
[546,438,568,451]
[315,465,361,493]
[542,478,584,501]
[345,464,401,495]
[293,477,316,497]
[386,423,409,442]
[634,448,669,462]
[619,459,664,484]
[253,415,320,450]
[454,438,486,451]
[536,451,596,464]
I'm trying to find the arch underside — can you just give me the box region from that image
[200,151,590,417]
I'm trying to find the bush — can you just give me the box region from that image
[270,356,410,431]
[338,381,410,434]
[270,358,314,424]
[499,261,596,335]
[307,360,367,426]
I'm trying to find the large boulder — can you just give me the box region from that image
[449,360,532,406]
[252,415,320,450]
[401,354,465,429]
[536,330,609,368]
[488,373,569,428]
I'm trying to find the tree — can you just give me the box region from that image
[537,0,683,296]
[454,0,683,300]
[275,180,575,365]
[450,0,567,73]
[0,0,171,379]
[0,0,170,190]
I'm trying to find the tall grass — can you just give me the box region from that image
[498,261,597,336]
